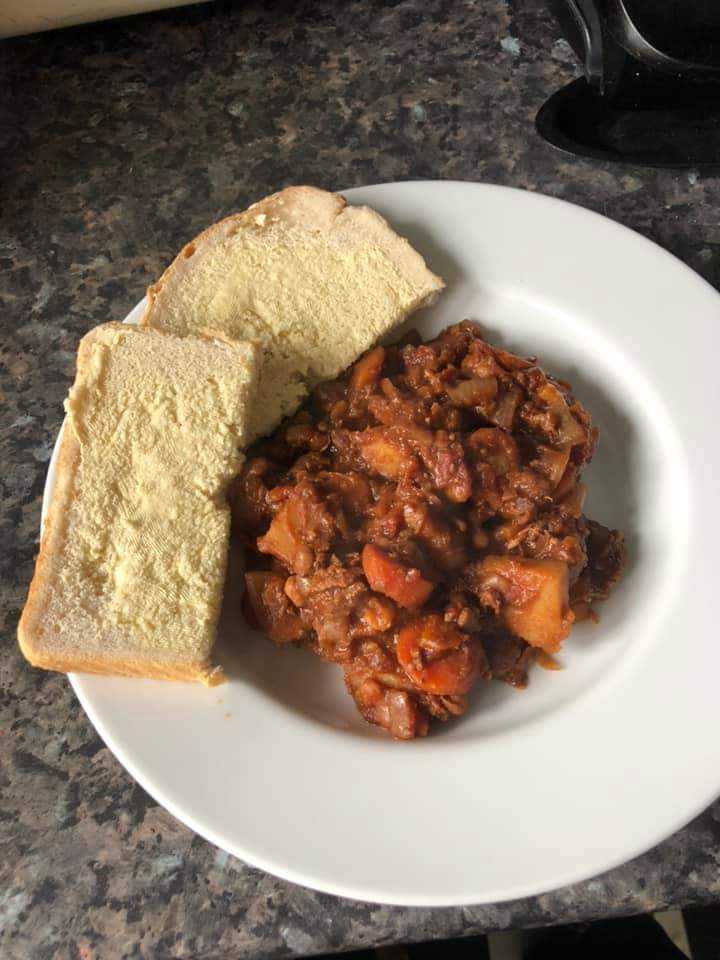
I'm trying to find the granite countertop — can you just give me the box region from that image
[3,1,720,957]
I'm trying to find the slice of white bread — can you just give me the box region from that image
[142,186,444,439]
[18,323,259,684]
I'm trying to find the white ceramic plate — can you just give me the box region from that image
[44,182,720,907]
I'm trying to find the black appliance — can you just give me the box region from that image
[536,0,720,167]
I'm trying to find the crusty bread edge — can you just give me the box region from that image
[141,185,444,328]
[17,324,230,686]
[18,402,81,671]
[142,187,342,325]
[143,212,237,325]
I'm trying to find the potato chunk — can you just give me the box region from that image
[356,428,414,480]
[244,572,306,643]
[350,346,385,391]
[257,481,335,575]
[474,556,574,652]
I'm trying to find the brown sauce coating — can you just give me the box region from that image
[233,322,625,739]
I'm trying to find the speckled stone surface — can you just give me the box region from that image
[3,1,720,957]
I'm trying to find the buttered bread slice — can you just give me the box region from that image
[18,323,259,684]
[142,186,444,440]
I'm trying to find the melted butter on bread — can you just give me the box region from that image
[142,186,444,440]
[19,323,259,683]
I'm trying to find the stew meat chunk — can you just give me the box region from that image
[233,321,625,739]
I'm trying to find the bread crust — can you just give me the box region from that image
[18,417,80,670]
